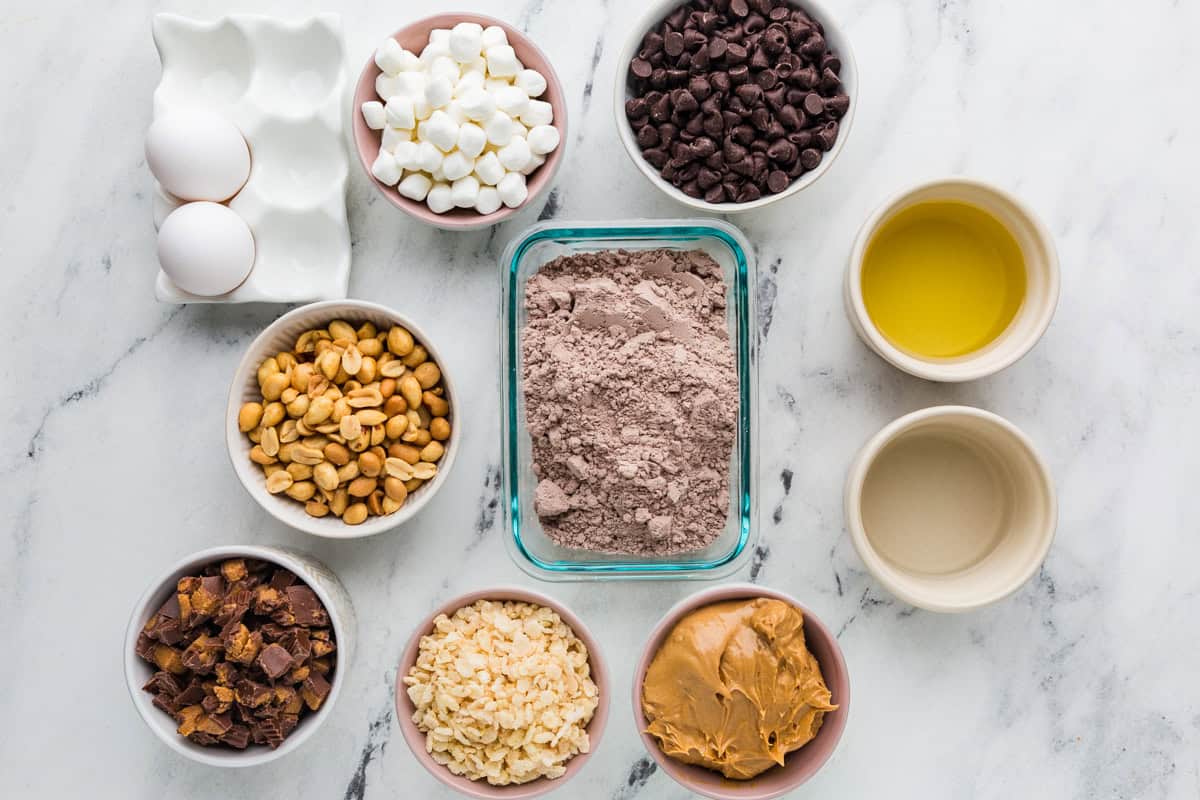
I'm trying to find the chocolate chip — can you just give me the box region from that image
[637,125,660,148]
[822,53,842,73]
[791,65,819,89]
[682,179,703,198]
[744,14,766,35]
[767,170,790,193]
[728,64,750,84]
[764,85,788,111]
[756,68,779,90]
[732,124,755,145]
[724,139,749,163]
[730,0,750,17]
[631,58,653,79]
[650,68,668,89]
[750,106,771,130]
[675,89,699,113]
[787,129,814,148]
[825,93,851,117]
[767,139,798,163]
[689,75,712,100]
[769,5,790,21]
[779,105,801,129]
[651,94,672,122]
[735,83,763,105]
[800,147,822,169]
[801,33,826,59]
[726,42,748,63]
[816,121,839,150]
[626,97,649,118]
[683,28,707,50]
[803,92,825,116]
[642,30,664,54]
[659,122,679,145]
[821,67,841,91]
[702,113,725,136]
[704,184,727,203]
[708,36,728,59]
[736,183,762,202]
[643,147,669,168]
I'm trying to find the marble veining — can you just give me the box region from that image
[1,0,1197,797]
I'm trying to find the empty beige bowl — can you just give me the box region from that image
[844,406,1056,612]
[844,178,1060,382]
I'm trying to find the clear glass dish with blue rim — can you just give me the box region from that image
[500,220,758,580]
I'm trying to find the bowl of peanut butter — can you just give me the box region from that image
[633,584,849,799]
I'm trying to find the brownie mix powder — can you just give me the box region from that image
[521,248,738,555]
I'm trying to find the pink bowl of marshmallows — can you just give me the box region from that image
[353,14,567,231]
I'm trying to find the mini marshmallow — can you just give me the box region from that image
[514,69,548,98]
[451,175,481,208]
[415,141,443,173]
[493,85,530,118]
[397,172,432,201]
[419,110,459,152]
[527,124,560,155]
[485,44,521,78]
[430,163,446,182]
[393,72,427,98]
[481,25,508,49]
[376,73,401,100]
[473,152,505,185]
[454,70,485,96]
[498,137,533,171]
[456,123,487,158]
[484,77,511,93]
[461,55,488,75]
[475,186,502,215]
[361,101,386,130]
[441,151,475,181]
[520,99,554,127]
[426,182,454,214]
[497,171,528,208]
[370,151,401,185]
[413,97,433,121]
[385,96,415,130]
[449,22,484,63]
[425,75,453,108]
[484,110,517,146]
[443,100,467,125]
[393,140,419,170]
[421,30,451,61]
[519,151,546,175]
[429,55,460,85]
[375,39,406,76]
[458,87,496,121]
[382,126,411,152]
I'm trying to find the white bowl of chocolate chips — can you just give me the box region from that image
[614,0,857,211]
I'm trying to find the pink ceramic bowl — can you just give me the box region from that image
[395,587,610,798]
[633,584,850,800]
[352,14,568,231]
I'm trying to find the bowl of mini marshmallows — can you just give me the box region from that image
[353,14,567,230]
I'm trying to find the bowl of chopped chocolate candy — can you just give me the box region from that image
[124,545,355,766]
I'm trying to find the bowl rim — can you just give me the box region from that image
[612,0,858,213]
[350,12,568,231]
[497,219,759,579]
[394,585,611,799]
[224,298,461,539]
[843,405,1059,612]
[632,583,850,799]
[122,544,350,767]
[843,177,1062,382]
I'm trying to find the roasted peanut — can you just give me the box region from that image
[430,417,451,441]
[357,321,377,340]
[384,476,409,502]
[286,393,310,419]
[279,419,300,443]
[238,402,264,432]
[413,362,441,389]
[261,426,280,457]
[304,396,334,426]
[324,442,351,466]
[422,392,449,417]
[262,402,285,428]
[276,351,298,371]
[369,424,386,447]
[286,462,314,481]
[291,445,324,466]
[305,501,330,518]
[346,387,383,408]
[380,377,397,399]
[342,344,363,376]
[401,345,428,368]
[291,363,315,393]
[343,503,368,525]
[330,488,349,517]
[257,358,280,386]
[404,477,424,493]
[359,451,382,477]
[250,445,277,466]
[385,415,409,440]
[285,481,317,502]
[398,375,422,411]
[387,326,414,356]
[419,441,444,462]
[261,372,290,402]
[328,319,357,342]
[266,471,293,494]
[412,462,437,480]
[388,444,421,465]
[348,476,377,498]
[366,491,384,516]
[313,461,339,492]
[280,387,299,405]
[381,495,403,515]
[357,409,387,427]
[357,356,377,383]
[317,350,341,381]
[336,461,360,483]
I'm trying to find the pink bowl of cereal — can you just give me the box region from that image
[352,14,568,231]
[395,587,609,798]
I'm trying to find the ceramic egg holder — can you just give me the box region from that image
[151,13,351,303]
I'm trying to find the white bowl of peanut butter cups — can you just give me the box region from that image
[226,299,459,538]
[845,406,1057,612]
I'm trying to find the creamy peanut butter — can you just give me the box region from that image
[641,597,837,780]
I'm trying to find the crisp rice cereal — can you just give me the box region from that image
[403,599,599,785]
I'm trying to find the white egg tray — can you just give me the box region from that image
[151,13,351,304]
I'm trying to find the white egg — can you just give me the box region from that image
[145,110,251,202]
[157,202,255,296]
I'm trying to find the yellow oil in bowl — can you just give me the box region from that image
[861,201,1026,359]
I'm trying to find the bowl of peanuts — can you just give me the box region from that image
[226,299,458,538]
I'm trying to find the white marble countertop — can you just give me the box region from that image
[3,0,1198,797]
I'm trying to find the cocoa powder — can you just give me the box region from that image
[521,248,738,555]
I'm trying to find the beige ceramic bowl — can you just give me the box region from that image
[226,299,459,539]
[614,0,857,213]
[844,178,1060,382]
[632,584,849,800]
[123,545,355,767]
[845,406,1056,612]
[351,13,567,231]
[395,587,610,799]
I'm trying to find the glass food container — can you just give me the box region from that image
[500,220,758,580]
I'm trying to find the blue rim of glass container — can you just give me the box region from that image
[505,223,753,575]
